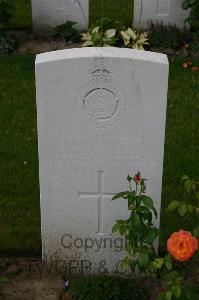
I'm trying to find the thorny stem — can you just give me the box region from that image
[138,0,143,33]
[135,182,138,195]
[74,0,88,27]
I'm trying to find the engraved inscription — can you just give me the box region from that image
[56,133,143,167]
[76,65,127,128]
[91,68,112,82]
[83,88,118,120]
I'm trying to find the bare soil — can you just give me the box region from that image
[11,30,81,55]
[0,257,67,300]
[9,30,198,57]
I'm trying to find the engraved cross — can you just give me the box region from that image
[78,171,115,234]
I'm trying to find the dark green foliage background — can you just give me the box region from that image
[9,0,32,29]
[148,22,190,50]
[70,275,148,300]
[89,0,133,27]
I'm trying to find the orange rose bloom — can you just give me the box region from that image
[167,230,198,261]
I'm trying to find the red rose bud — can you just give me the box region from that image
[134,171,141,183]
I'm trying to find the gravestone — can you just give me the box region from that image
[134,0,189,28]
[31,0,88,34]
[36,48,169,274]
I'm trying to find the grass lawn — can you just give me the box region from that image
[0,55,198,255]
[0,55,40,255]
[160,58,199,243]
[89,0,133,27]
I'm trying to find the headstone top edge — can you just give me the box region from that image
[35,47,168,66]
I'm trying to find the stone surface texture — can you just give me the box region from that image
[36,47,169,275]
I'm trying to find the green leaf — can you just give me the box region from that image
[173,285,181,298]
[115,220,127,235]
[193,226,199,238]
[106,29,116,38]
[116,219,125,224]
[166,290,172,300]
[152,258,164,269]
[127,174,133,182]
[119,225,126,235]
[189,0,196,5]
[112,223,119,233]
[0,276,9,284]
[187,204,194,214]
[127,191,136,208]
[182,175,189,181]
[119,260,127,271]
[184,180,192,193]
[82,40,94,47]
[140,195,153,208]
[167,201,180,211]
[120,256,132,270]
[147,212,153,226]
[121,30,131,41]
[126,27,137,40]
[130,214,141,230]
[140,206,150,213]
[178,203,187,216]
[92,26,100,33]
[196,192,199,201]
[136,197,141,209]
[112,191,128,200]
[146,228,159,244]
[165,261,173,271]
[140,195,157,218]
[141,208,153,225]
[141,184,146,193]
[138,252,148,269]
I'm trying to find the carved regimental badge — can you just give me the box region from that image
[76,66,127,128]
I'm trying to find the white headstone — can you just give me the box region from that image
[36,48,169,275]
[134,0,189,28]
[31,0,88,34]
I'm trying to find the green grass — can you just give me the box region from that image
[0,55,41,255]
[89,0,133,27]
[0,55,198,255]
[160,58,199,242]
[10,0,32,29]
